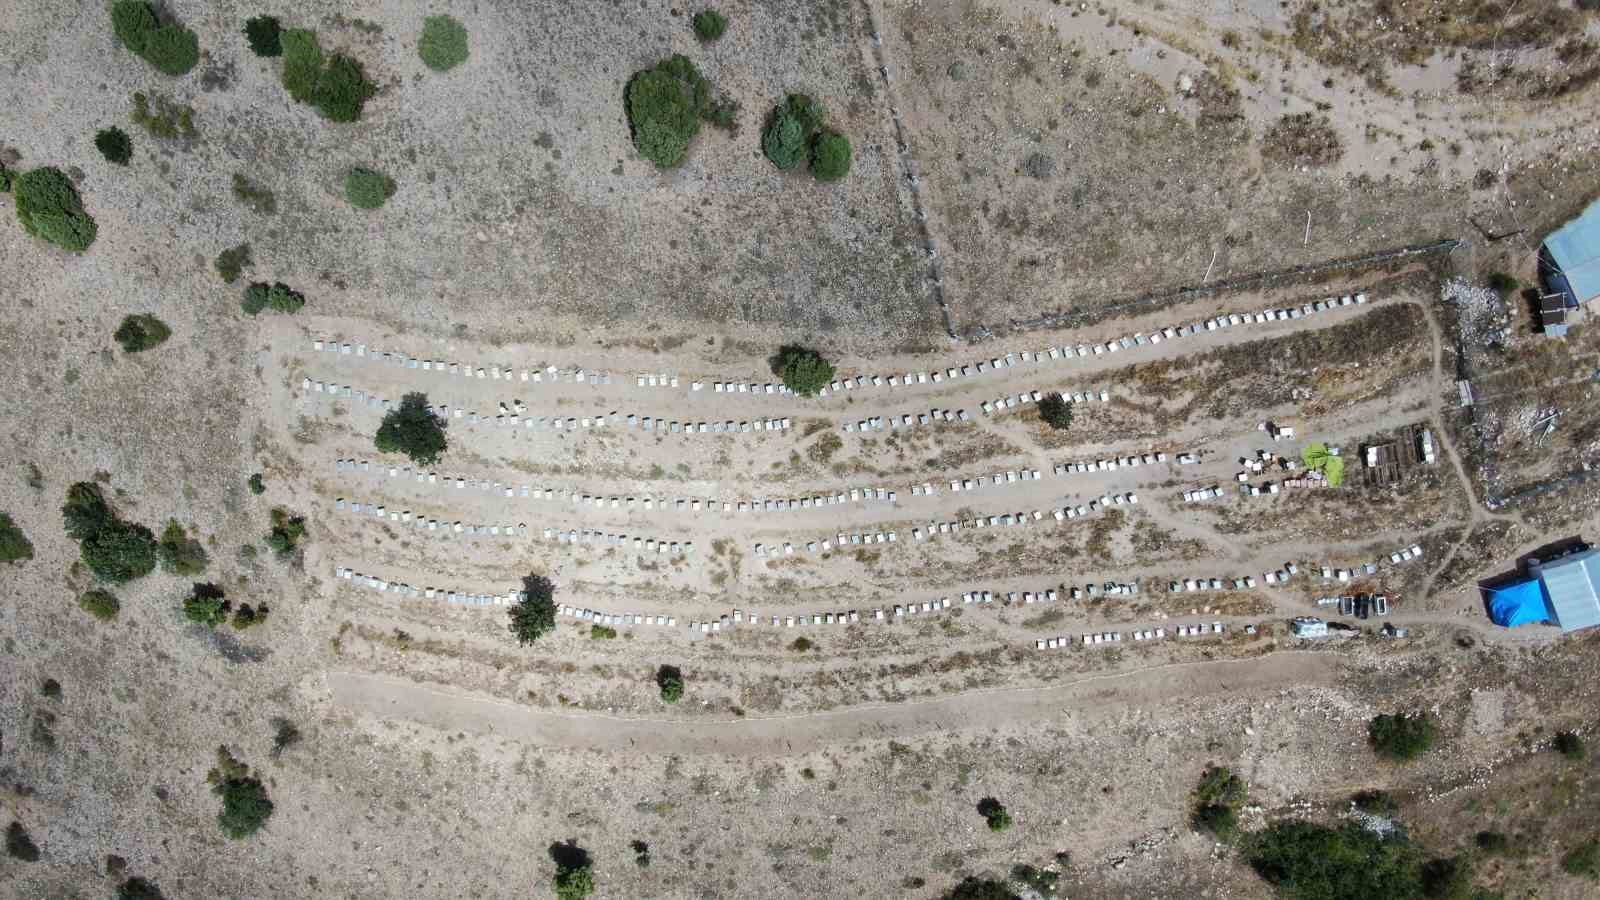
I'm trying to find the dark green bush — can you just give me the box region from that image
[626,55,731,167]
[208,747,274,839]
[231,603,269,630]
[943,877,1020,900]
[1486,272,1519,295]
[215,243,252,283]
[62,482,112,541]
[109,2,199,76]
[114,314,171,353]
[375,392,448,464]
[1248,820,1424,899]
[771,345,835,396]
[241,281,305,315]
[344,167,395,209]
[183,582,230,627]
[280,29,376,122]
[157,519,208,575]
[5,822,39,862]
[1352,789,1399,816]
[1038,393,1073,430]
[79,589,121,621]
[810,129,852,181]
[419,15,469,71]
[14,167,98,252]
[508,574,557,645]
[1192,766,1246,840]
[762,94,824,170]
[656,664,685,703]
[118,877,165,900]
[247,473,266,494]
[693,9,728,41]
[265,508,306,556]
[82,519,158,583]
[95,127,133,165]
[977,797,1012,832]
[1368,712,1438,761]
[243,15,282,57]
[1563,840,1600,879]
[1554,731,1586,761]
[0,512,33,563]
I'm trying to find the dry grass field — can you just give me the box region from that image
[3,2,1600,899]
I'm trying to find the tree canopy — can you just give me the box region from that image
[280,28,376,122]
[0,512,34,563]
[14,167,97,252]
[810,130,852,181]
[1248,820,1427,900]
[1368,712,1437,761]
[693,10,728,41]
[208,747,274,839]
[375,392,448,465]
[762,94,824,170]
[625,55,732,168]
[656,665,685,703]
[109,2,199,76]
[63,483,158,583]
[509,574,557,645]
[772,345,835,396]
[1038,393,1073,430]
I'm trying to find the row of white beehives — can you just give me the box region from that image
[1052,450,1173,476]
[332,499,694,557]
[334,566,521,607]
[1039,621,1227,650]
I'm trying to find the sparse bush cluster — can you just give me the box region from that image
[419,15,469,72]
[13,167,98,252]
[625,54,736,168]
[241,281,305,315]
[114,314,171,353]
[95,127,133,165]
[1191,766,1246,841]
[62,482,157,584]
[344,167,396,209]
[509,574,557,645]
[265,508,306,556]
[771,345,835,396]
[79,589,121,621]
[231,173,276,214]
[109,1,199,76]
[207,746,274,839]
[215,243,252,283]
[1368,711,1437,761]
[158,519,208,574]
[0,512,34,563]
[131,92,196,139]
[1261,112,1344,168]
[281,28,377,122]
[375,392,448,464]
[762,94,851,181]
[182,582,230,627]
[247,473,266,495]
[977,797,1012,832]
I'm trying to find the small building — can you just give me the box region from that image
[1540,198,1600,335]
[1488,547,1600,633]
[1291,616,1328,638]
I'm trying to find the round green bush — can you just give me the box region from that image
[626,56,711,168]
[14,167,98,252]
[95,127,133,165]
[1368,711,1437,761]
[81,519,158,584]
[762,94,823,171]
[78,589,121,621]
[810,130,852,182]
[419,15,469,72]
[344,168,396,209]
[114,314,171,353]
[109,2,198,76]
[243,15,282,57]
[693,9,727,41]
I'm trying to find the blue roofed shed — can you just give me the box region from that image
[1535,548,1600,633]
[1541,199,1600,335]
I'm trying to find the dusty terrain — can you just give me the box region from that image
[3,1,1600,899]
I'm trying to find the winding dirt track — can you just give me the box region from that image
[328,651,1341,757]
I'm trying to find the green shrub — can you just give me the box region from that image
[762,94,824,170]
[82,519,158,583]
[977,797,1012,832]
[375,392,448,464]
[95,127,133,165]
[508,574,557,645]
[241,281,305,315]
[344,167,396,209]
[1351,789,1399,816]
[1038,393,1073,429]
[157,519,208,575]
[0,512,33,563]
[109,2,199,76]
[5,822,39,862]
[771,345,835,396]
[1486,272,1519,295]
[554,862,594,900]
[790,636,814,652]
[118,877,165,900]
[131,92,196,139]
[1248,820,1424,899]
[208,747,274,839]
[418,15,469,71]
[1564,840,1600,879]
[656,664,685,703]
[590,624,618,639]
[183,582,230,627]
[810,130,852,181]
[62,482,112,541]
[626,55,730,167]
[943,877,1020,900]
[1192,766,1246,840]
[247,473,266,494]
[1554,731,1586,761]
[215,243,252,283]
[693,9,728,41]
[280,29,376,122]
[13,167,97,252]
[0,162,12,192]
[230,603,269,630]
[79,589,120,621]
[113,314,171,353]
[231,173,275,214]
[243,15,282,57]
[1368,712,1437,761]
[265,508,306,556]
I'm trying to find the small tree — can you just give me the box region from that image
[419,15,469,71]
[243,15,282,57]
[550,841,595,900]
[247,473,266,495]
[344,167,396,209]
[95,127,133,165]
[5,822,39,862]
[772,345,835,396]
[693,9,728,41]
[208,747,274,839]
[1192,765,1246,840]
[656,664,685,703]
[265,508,306,556]
[1555,731,1587,761]
[82,520,159,583]
[1368,711,1437,761]
[215,243,252,283]
[0,512,34,563]
[63,481,113,540]
[157,519,208,574]
[762,94,824,170]
[183,582,230,627]
[376,392,448,465]
[109,2,200,76]
[625,55,724,168]
[1562,840,1600,880]
[118,877,166,900]
[1038,393,1073,430]
[79,589,121,621]
[14,167,98,252]
[977,797,1012,832]
[241,281,305,315]
[810,130,852,182]
[231,603,269,630]
[114,314,171,353]
[279,28,376,122]
[509,574,557,645]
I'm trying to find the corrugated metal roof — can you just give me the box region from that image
[1545,198,1600,305]
[1539,549,1600,633]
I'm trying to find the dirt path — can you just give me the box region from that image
[327,651,1341,756]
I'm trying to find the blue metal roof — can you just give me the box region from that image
[1487,578,1551,628]
[1545,199,1600,305]
[1539,549,1600,633]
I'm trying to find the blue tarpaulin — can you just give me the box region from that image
[1488,578,1552,628]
